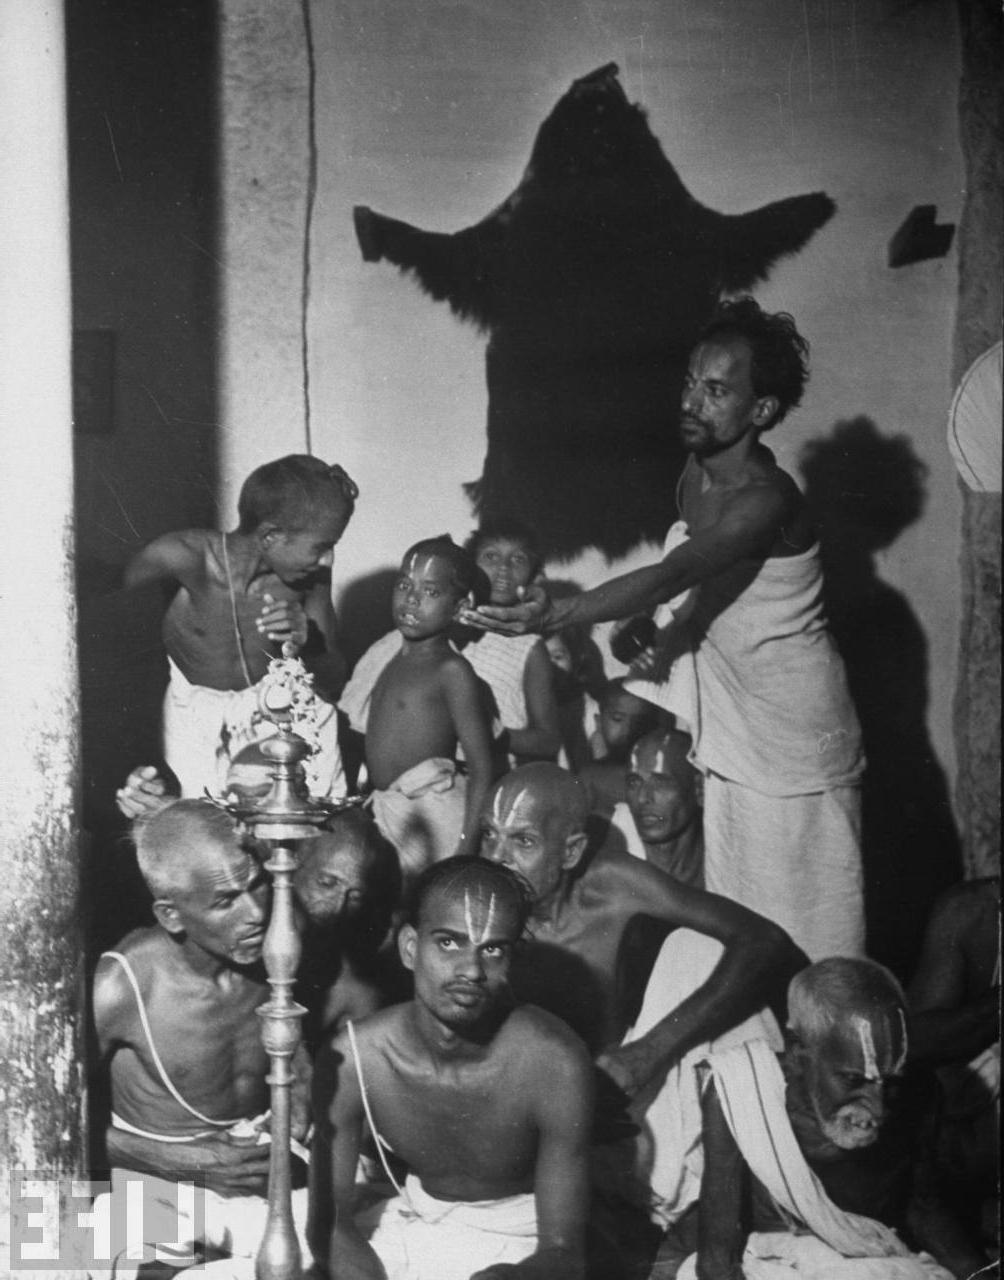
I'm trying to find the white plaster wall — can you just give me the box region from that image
[225,0,964,783]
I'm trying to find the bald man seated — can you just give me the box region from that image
[688,958,989,1280]
[91,799,309,1277]
[116,751,406,1050]
[308,856,594,1280]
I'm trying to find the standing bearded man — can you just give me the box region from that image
[465,297,864,961]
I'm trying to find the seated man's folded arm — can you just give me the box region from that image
[696,1075,746,1280]
[597,863,807,1095]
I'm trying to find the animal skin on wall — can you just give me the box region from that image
[354,63,835,561]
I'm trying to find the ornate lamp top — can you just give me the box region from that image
[217,641,360,839]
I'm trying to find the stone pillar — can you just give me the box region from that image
[217,0,314,521]
[0,2,87,1277]
[952,0,1002,877]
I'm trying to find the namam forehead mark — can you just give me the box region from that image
[491,783,534,828]
[402,552,447,582]
[464,886,500,945]
[633,741,673,776]
[849,1011,906,1081]
[851,1015,880,1080]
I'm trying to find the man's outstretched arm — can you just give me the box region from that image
[463,484,789,636]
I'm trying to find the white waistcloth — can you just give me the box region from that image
[678,1232,954,1280]
[626,522,864,796]
[163,659,345,799]
[702,775,864,961]
[619,929,783,1226]
[87,1169,308,1279]
[369,758,467,880]
[674,1040,953,1280]
[357,1174,537,1280]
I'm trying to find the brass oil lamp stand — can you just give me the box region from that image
[219,645,357,1280]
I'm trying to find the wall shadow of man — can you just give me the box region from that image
[800,417,961,979]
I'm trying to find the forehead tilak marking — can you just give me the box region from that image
[850,1014,880,1081]
[463,886,499,945]
[495,785,532,828]
[403,552,442,579]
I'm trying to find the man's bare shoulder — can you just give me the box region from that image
[93,928,172,1036]
[505,1003,592,1062]
[579,843,672,898]
[126,528,215,589]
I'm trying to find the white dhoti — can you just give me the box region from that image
[369,758,467,880]
[163,659,345,800]
[619,928,783,1226]
[87,1169,308,1279]
[357,1175,537,1280]
[702,777,864,961]
[674,1040,953,1280]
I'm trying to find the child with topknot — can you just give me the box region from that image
[124,454,357,797]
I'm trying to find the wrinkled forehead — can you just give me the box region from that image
[182,839,260,898]
[302,833,369,881]
[689,337,754,385]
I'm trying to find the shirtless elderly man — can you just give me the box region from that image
[308,855,593,1280]
[690,957,989,1280]
[92,799,307,1276]
[478,764,802,1096]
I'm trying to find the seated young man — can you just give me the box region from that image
[308,856,594,1280]
[689,958,989,1280]
[91,799,309,1276]
[340,536,495,881]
